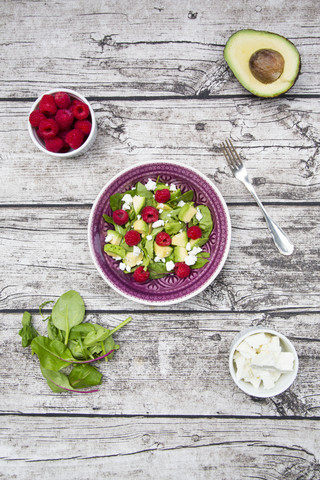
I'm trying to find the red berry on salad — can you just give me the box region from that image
[187,226,202,240]
[74,119,92,136]
[155,188,171,203]
[133,266,150,283]
[55,108,74,130]
[29,110,46,128]
[54,92,71,109]
[38,118,59,139]
[72,102,90,120]
[125,230,141,246]
[174,262,191,278]
[65,128,84,149]
[45,136,64,153]
[113,209,129,225]
[155,232,171,246]
[141,206,159,224]
[39,94,57,116]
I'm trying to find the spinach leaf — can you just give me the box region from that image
[191,252,210,269]
[47,318,65,343]
[19,311,38,347]
[40,366,98,393]
[31,336,74,370]
[170,190,193,205]
[136,182,155,205]
[103,214,116,227]
[52,290,85,345]
[197,205,213,237]
[109,193,123,211]
[39,300,54,321]
[69,364,102,388]
[148,262,168,279]
[82,324,111,347]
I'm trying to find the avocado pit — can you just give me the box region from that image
[249,49,285,84]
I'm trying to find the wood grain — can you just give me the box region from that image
[1,416,320,480]
[0,98,319,205]
[0,205,318,311]
[5,311,320,416]
[0,1,319,97]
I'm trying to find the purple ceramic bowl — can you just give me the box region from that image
[88,162,231,305]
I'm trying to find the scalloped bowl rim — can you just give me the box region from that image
[88,161,231,306]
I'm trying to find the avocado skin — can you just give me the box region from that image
[224,29,301,98]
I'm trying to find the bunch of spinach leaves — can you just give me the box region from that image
[19,290,132,393]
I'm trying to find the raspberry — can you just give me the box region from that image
[124,230,141,246]
[187,226,202,240]
[72,102,90,120]
[133,266,150,283]
[57,131,70,153]
[65,128,84,149]
[74,120,92,136]
[38,118,59,139]
[29,110,46,128]
[113,209,129,226]
[39,94,57,116]
[55,109,74,130]
[54,92,71,109]
[45,136,64,153]
[141,206,159,224]
[155,188,171,203]
[174,262,191,279]
[155,232,171,246]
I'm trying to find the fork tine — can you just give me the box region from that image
[225,138,242,167]
[220,140,238,169]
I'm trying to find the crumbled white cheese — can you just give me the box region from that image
[122,203,131,210]
[133,246,141,256]
[113,257,121,261]
[158,203,164,209]
[167,214,171,217]
[105,234,113,243]
[165,183,169,186]
[154,256,161,263]
[196,208,203,221]
[233,333,295,390]
[186,242,191,251]
[137,260,143,266]
[145,178,157,190]
[178,200,185,207]
[125,265,131,273]
[166,260,175,271]
[190,246,202,256]
[184,254,197,266]
[152,219,165,228]
[137,214,141,220]
[119,262,126,271]
[159,209,163,213]
[161,257,166,263]
[146,235,152,241]
[122,194,133,205]
[170,184,177,191]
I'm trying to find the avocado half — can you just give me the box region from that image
[224,29,301,97]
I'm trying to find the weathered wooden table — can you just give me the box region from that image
[1,1,319,478]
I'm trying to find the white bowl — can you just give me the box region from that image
[229,326,299,398]
[28,88,97,158]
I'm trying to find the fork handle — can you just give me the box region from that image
[245,183,294,256]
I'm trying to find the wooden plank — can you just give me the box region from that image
[4,311,320,415]
[0,98,319,205]
[0,1,318,97]
[0,204,318,311]
[1,416,320,479]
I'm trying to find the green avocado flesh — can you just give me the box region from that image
[224,29,300,97]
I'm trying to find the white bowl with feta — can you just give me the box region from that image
[229,327,299,397]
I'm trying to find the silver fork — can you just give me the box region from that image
[221,138,294,256]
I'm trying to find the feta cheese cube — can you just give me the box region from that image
[196,208,203,221]
[145,178,157,191]
[186,242,191,251]
[122,194,133,205]
[146,235,152,241]
[177,200,185,207]
[152,219,165,228]
[184,254,197,266]
[133,246,141,256]
[122,203,131,210]
[166,261,175,271]
[105,234,113,243]
[170,184,177,191]
[275,352,295,371]
[119,262,126,271]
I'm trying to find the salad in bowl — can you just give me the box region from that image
[88,162,231,305]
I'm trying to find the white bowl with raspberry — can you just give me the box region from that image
[28,88,97,157]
